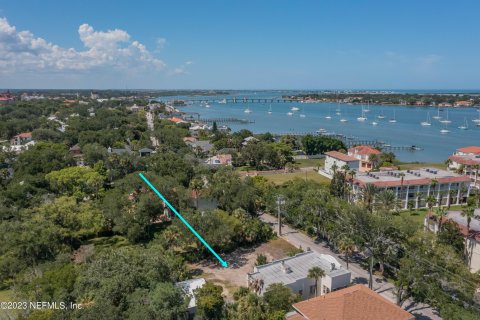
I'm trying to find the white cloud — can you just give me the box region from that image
[0,17,166,75]
[155,37,166,51]
[169,61,193,76]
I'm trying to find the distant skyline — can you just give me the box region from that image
[1,0,480,90]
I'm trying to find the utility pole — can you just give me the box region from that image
[276,195,285,236]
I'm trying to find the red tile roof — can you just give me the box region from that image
[167,117,186,124]
[289,285,414,320]
[448,155,480,166]
[348,145,381,155]
[325,151,358,162]
[14,132,32,138]
[457,146,480,154]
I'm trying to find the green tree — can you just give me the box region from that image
[45,166,105,198]
[263,283,299,313]
[195,282,225,320]
[338,237,355,270]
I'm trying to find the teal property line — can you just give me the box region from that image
[138,172,228,268]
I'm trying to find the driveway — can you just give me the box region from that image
[259,213,441,320]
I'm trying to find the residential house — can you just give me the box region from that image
[90,91,99,100]
[351,167,471,209]
[183,137,198,144]
[347,145,381,172]
[454,100,473,107]
[438,102,452,107]
[247,251,351,300]
[139,148,154,157]
[425,209,480,273]
[187,140,214,154]
[175,278,206,316]
[205,154,232,166]
[69,144,85,166]
[286,284,414,320]
[242,136,259,146]
[167,117,187,124]
[128,104,144,113]
[0,91,15,103]
[322,151,359,177]
[10,132,32,146]
[107,145,133,155]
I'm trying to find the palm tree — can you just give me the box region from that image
[462,206,475,232]
[436,206,448,232]
[362,184,378,213]
[374,190,399,212]
[331,162,338,174]
[447,189,457,209]
[430,179,438,199]
[425,195,437,213]
[338,238,355,270]
[189,177,203,209]
[369,154,379,169]
[398,172,405,187]
[307,266,326,297]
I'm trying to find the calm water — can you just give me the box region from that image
[160,92,480,162]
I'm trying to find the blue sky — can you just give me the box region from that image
[0,0,479,89]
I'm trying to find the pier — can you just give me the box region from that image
[198,117,255,124]
[160,98,298,104]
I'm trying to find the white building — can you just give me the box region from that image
[351,167,471,209]
[247,251,351,300]
[175,278,206,315]
[322,151,360,176]
[425,209,480,273]
[448,146,480,189]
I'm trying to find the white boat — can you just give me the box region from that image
[472,110,480,124]
[371,121,378,126]
[440,123,450,134]
[364,101,371,113]
[421,112,431,126]
[458,117,468,130]
[440,110,451,124]
[291,106,300,111]
[388,111,397,123]
[268,105,272,115]
[205,104,211,108]
[357,106,367,121]
[218,99,227,104]
[299,107,306,118]
[244,107,252,114]
[299,114,306,118]
[316,128,327,134]
[340,118,348,123]
[287,112,293,116]
[432,108,442,120]
[325,115,332,119]
[335,105,341,115]
[377,110,385,119]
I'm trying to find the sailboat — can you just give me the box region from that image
[377,110,385,119]
[440,110,451,124]
[299,106,306,118]
[371,121,378,126]
[421,112,431,126]
[388,111,397,123]
[218,98,227,104]
[287,111,293,116]
[364,101,371,113]
[440,123,450,134]
[244,106,252,113]
[291,106,300,111]
[268,105,272,115]
[335,104,341,115]
[357,106,367,121]
[458,117,468,130]
[432,108,442,120]
[340,118,348,123]
[205,103,211,108]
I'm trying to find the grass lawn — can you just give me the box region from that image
[393,209,428,229]
[262,171,330,185]
[396,162,446,170]
[295,158,325,168]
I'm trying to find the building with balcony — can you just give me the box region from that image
[351,167,471,209]
[347,145,381,172]
[322,151,359,177]
[448,146,480,189]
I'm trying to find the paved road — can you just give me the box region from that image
[145,111,159,147]
[260,213,441,320]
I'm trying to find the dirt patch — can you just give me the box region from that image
[188,238,298,300]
